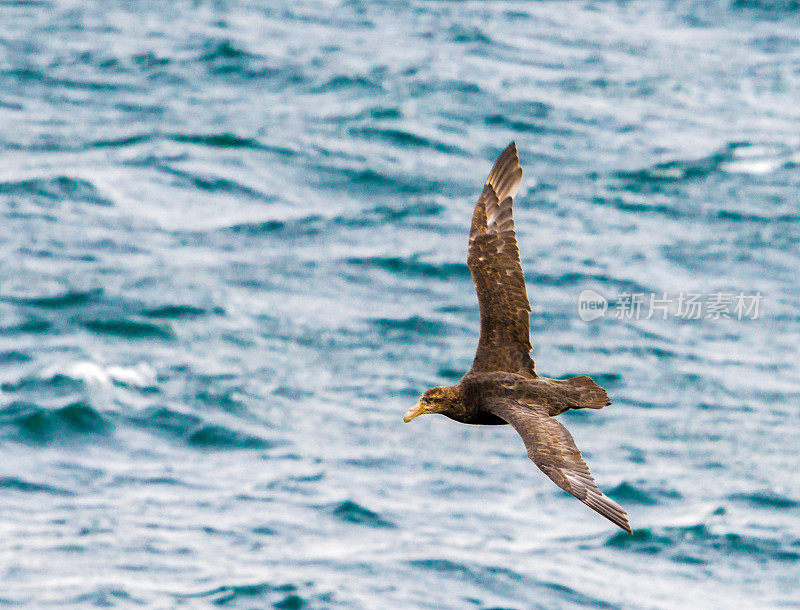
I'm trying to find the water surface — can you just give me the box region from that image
[1,1,799,608]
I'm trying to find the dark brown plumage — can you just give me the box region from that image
[404,142,631,534]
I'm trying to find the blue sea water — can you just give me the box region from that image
[2,0,800,607]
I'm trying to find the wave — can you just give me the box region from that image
[189,581,325,607]
[169,132,263,150]
[196,38,284,81]
[591,195,685,220]
[66,361,157,389]
[484,112,553,135]
[409,558,523,583]
[437,366,465,381]
[482,99,573,138]
[227,214,324,238]
[314,162,447,197]
[0,350,32,364]
[728,490,800,509]
[0,0,51,6]
[196,388,247,414]
[327,104,403,125]
[614,142,798,201]
[329,500,395,528]
[82,318,174,340]
[150,164,278,202]
[348,126,462,155]
[228,202,445,239]
[448,23,492,44]
[615,143,743,188]
[131,50,170,70]
[407,77,482,97]
[3,288,102,309]
[370,315,449,336]
[715,209,800,223]
[606,481,682,506]
[346,256,469,280]
[0,476,73,495]
[0,175,113,206]
[1,372,85,395]
[83,133,156,149]
[526,270,653,294]
[187,424,272,450]
[126,406,271,450]
[0,318,52,335]
[69,588,144,607]
[200,38,251,62]
[0,400,113,442]
[328,202,445,230]
[2,362,157,397]
[731,0,800,12]
[605,522,800,563]
[128,405,201,436]
[315,74,383,92]
[409,558,615,607]
[361,202,444,223]
[3,68,139,93]
[58,131,292,156]
[140,304,210,319]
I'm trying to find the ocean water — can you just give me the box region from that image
[2,0,800,607]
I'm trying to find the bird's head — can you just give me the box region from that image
[403,386,458,423]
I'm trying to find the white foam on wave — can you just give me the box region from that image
[43,361,157,388]
[721,143,795,175]
[720,158,784,175]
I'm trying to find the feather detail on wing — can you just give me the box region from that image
[468,142,535,377]
[486,399,632,533]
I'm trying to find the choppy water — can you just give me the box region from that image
[2,1,800,607]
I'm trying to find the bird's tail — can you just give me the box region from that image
[547,375,610,415]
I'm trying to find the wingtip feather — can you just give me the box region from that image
[583,491,632,534]
[485,144,522,204]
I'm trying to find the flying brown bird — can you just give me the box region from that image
[403,142,631,534]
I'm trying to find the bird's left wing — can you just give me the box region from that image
[485,398,632,533]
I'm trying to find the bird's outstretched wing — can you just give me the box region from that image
[486,399,632,533]
[467,142,535,377]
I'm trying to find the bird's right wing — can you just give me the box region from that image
[467,142,535,377]
[485,398,631,533]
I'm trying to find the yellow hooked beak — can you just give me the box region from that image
[403,400,426,423]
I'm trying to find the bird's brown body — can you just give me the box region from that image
[404,142,632,534]
[426,373,610,426]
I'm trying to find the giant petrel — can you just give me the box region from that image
[404,142,631,533]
